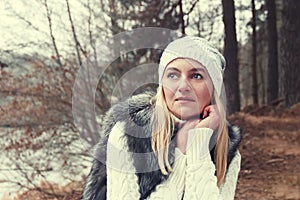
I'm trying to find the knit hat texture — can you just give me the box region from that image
[159,36,226,96]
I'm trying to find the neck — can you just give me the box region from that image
[171,113,203,122]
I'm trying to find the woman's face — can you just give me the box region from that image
[162,58,214,120]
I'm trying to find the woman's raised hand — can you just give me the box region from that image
[196,105,220,131]
[176,105,220,154]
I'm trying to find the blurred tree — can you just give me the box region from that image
[266,0,279,104]
[251,0,259,105]
[280,0,300,107]
[0,56,90,199]
[236,0,272,107]
[222,0,240,114]
[255,0,268,105]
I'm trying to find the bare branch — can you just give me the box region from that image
[65,0,82,66]
[87,0,98,66]
[184,0,200,16]
[43,0,63,68]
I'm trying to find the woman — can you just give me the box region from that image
[82,36,242,200]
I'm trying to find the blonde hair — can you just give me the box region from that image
[150,86,228,186]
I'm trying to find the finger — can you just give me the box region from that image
[203,106,211,118]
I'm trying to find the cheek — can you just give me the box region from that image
[162,86,174,104]
[162,82,177,96]
[195,84,213,105]
[202,79,214,98]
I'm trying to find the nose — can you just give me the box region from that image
[178,78,191,92]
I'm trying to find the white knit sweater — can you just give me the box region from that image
[106,121,241,200]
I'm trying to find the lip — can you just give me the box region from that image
[175,97,195,103]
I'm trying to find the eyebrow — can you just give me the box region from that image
[190,67,206,73]
[166,67,206,73]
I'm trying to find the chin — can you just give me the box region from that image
[175,110,202,120]
[179,114,202,120]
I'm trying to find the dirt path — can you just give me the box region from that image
[8,104,300,200]
[232,103,300,200]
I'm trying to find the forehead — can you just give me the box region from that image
[166,58,207,72]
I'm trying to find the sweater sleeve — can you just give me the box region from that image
[106,121,186,200]
[219,151,241,199]
[183,128,240,200]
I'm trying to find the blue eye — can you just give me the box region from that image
[193,73,203,79]
[167,73,178,80]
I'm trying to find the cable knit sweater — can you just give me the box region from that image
[107,121,241,200]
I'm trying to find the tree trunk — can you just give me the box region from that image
[251,0,258,105]
[266,0,279,104]
[280,0,300,107]
[179,0,186,35]
[222,0,240,114]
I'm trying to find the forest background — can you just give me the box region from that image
[0,0,299,199]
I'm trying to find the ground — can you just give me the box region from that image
[233,103,300,200]
[6,103,300,200]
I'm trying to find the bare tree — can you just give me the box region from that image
[280,0,300,107]
[222,0,240,114]
[266,0,279,104]
[0,56,90,199]
[251,0,259,105]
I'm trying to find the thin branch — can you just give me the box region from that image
[43,0,63,68]
[15,162,63,199]
[65,0,82,66]
[87,0,98,66]
[184,0,200,16]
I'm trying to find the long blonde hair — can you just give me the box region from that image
[150,85,228,186]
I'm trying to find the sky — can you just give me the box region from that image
[0,0,87,57]
[0,0,252,57]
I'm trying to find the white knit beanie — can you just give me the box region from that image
[159,36,226,96]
